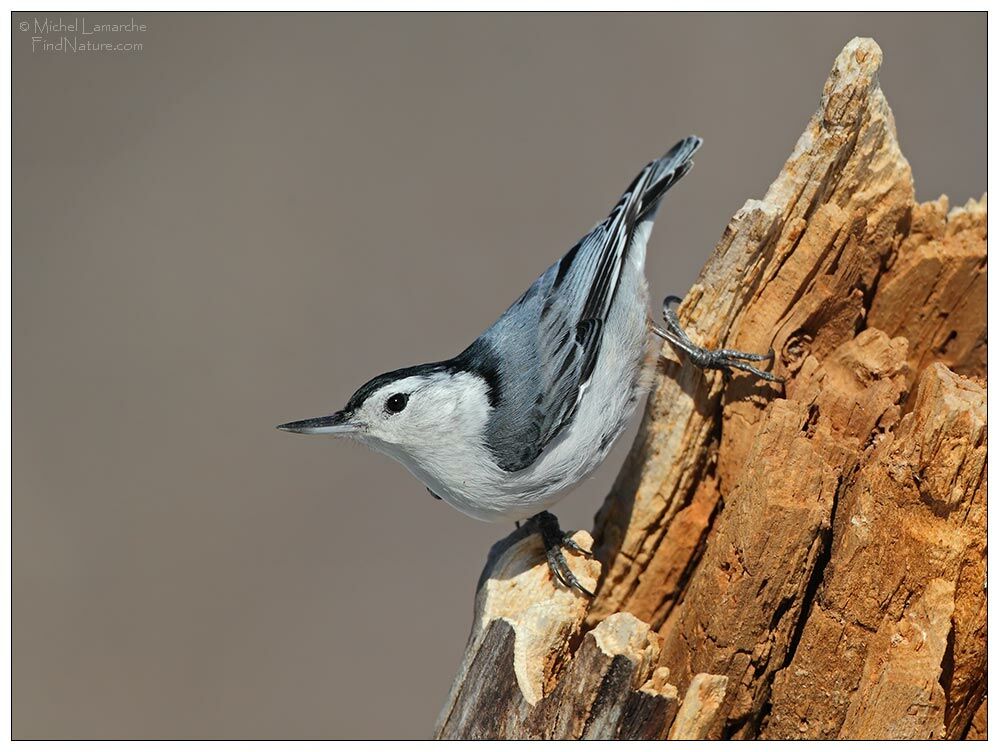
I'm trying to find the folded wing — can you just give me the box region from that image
[470,136,702,472]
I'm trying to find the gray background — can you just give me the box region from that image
[13,12,985,739]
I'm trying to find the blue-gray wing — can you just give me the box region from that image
[469,137,702,472]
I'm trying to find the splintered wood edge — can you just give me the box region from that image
[549,611,665,739]
[437,536,676,738]
[668,673,730,740]
[472,529,600,705]
[590,611,661,670]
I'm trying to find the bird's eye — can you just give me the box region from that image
[385,393,409,414]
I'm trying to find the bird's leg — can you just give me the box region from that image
[653,295,783,383]
[524,511,594,597]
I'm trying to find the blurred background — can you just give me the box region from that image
[13,12,985,739]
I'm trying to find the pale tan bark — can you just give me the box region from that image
[435,37,986,741]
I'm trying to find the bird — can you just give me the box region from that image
[278,137,780,596]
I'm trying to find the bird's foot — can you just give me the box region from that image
[654,295,783,383]
[524,511,595,597]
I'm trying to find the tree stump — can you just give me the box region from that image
[434,37,986,741]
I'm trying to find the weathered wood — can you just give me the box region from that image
[837,578,954,740]
[590,35,917,631]
[539,612,662,740]
[868,195,987,387]
[435,37,986,740]
[616,667,679,740]
[434,529,673,740]
[667,674,730,740]
[965,698,987,740]
[656,329,911,738]
[765,362,986,739]
[434,528,599,739]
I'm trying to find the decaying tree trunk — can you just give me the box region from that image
[434,37,986,741]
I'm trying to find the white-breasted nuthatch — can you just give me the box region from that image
[279,137,779,595]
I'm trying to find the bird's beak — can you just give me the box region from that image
[276,410,356,436]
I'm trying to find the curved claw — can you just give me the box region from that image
[561,535,593,558]
[562,570,595,598]
[549,554,595,597]
[662,295,683,313]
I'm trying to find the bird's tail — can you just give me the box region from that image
[634,135,702,223]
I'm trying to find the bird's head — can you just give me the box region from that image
[277,363,495,462]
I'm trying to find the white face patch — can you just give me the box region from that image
[353,371,493,460]
[344,370,505,516]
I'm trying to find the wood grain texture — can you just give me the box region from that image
[765,362,986,739]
